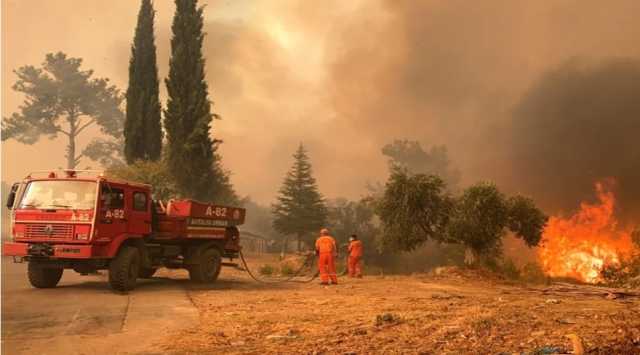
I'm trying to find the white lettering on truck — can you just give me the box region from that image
[205,206,227,218]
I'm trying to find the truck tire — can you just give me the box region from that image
[28,262,63,288]
[109,246,140,292]
[138,267,157,279]
[188,248,222,283]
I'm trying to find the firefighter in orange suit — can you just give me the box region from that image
[348,234,363,278]
[315,228,338,285]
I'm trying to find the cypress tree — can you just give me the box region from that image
[272,144,328,251]
[124,0,162,163]
[164,0,234,202]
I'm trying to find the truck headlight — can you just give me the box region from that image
[75,225,91,240]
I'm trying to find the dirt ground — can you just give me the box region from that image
[156,255,640,355]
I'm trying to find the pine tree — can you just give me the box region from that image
[164,0,235,202]
[2,52,124,169]
[124,0,162,163]
[272,144,328,251]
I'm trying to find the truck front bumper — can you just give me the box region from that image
[3,242,95,259]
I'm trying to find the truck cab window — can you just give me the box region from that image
[100,186,124,209]
[133,192,147,211]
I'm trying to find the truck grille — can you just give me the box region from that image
[25,224,73,239]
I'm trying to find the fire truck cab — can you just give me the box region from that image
[3,170,245,292]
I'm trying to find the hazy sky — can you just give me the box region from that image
[3,0,640,210]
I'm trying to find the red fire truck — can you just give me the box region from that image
[3,170,246,292]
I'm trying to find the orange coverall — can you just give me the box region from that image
[348,240,363,277]
[315,235,338,284]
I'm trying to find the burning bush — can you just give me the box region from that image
[538,182,635,284]
[600,252,640,288]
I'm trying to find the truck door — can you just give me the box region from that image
[97,183,127,240]
[128,189,151,235]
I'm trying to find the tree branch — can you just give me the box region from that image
[74,152,84,166]
[75,118,95,135]
[56,127,71,137]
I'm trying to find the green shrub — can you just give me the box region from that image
[601,253,640,288]
[259,264,275,276]
[280,263,296,276]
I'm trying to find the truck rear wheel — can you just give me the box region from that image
[188,248,222,283]
[28,262,63,288]
[109,246,140,292]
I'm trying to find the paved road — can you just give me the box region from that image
[1,257,199,355]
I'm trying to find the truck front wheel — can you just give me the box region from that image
[109,246,140,292]
[28,262,63,288]
[188,248,222,283]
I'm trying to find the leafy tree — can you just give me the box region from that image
[506,195,548,247]
[446,183,548,264]
[208,149,239,205]
[106,160,176,201]
[2,52,124,169]
[382,139,461,189]
[327,198,382,266]
[446,183,509,263]
[375,168,453,252]
[375,170,547,265]
[272,144,328,251]
[125,0,162,163]
[327,198,377,242]
[164,0,235,203]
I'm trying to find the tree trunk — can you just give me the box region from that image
[297,233,301,252]
[66,133,76,169]
[464,247,476,266]
[280,236,289,260]
[66,118,78,169]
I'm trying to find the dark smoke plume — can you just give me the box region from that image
[509,59,640,222]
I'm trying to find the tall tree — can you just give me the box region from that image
[2,52,124,169]
[375,168,453,252]
[164,0,234,202]
[125,0,162,163]
[272,144,328,251]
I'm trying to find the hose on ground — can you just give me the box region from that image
[238,250,319,284]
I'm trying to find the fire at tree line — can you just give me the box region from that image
[2,0,640,288]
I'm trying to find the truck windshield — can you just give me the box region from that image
[18,181,97,210]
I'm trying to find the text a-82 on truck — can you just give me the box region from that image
[3,170,246,292]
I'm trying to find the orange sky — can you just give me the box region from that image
[3,0,640,205]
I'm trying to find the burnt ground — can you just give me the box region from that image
[158,255,640,355]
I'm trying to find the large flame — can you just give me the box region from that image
[538,182,634,283]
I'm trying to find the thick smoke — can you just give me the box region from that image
[3,0,640,209]
[325,0,640,219]
[509,60,640,222]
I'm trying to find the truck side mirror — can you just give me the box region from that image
[6,183,19,209]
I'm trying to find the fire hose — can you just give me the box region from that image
[238,250,319,284]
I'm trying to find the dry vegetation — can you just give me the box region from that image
[155,254,640,354]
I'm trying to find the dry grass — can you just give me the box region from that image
[158,255,640,354]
